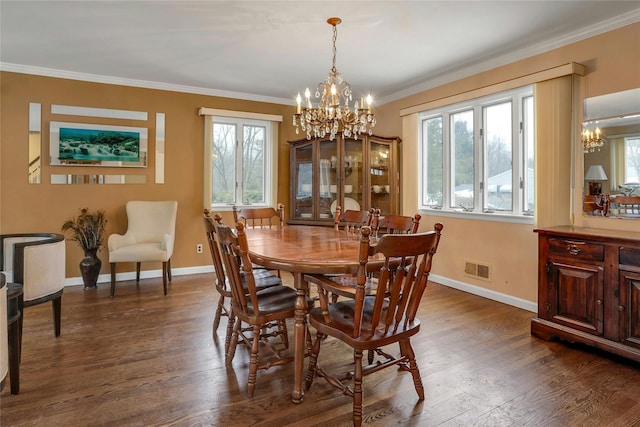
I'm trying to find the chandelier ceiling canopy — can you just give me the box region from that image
[293,17,376,141]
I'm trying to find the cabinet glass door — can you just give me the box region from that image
[344,139,364,214]
[319,140,338,221]
[370,141,391,214]
[293,144,313,219]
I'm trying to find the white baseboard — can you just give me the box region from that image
[63,266,536,313]
[429,273,537,313]
[63,265,214,287]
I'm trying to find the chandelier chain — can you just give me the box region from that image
[331,24,338,73]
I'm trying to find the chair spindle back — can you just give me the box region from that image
[371,211,421,237]
[334,208,375,233]
[213,221,259,316]
[352,223,442,337]
[233,204,284,228]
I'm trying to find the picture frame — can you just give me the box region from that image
[50,121,148,167]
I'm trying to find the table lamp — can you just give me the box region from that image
[585,165,608,195]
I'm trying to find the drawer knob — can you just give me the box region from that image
[567,244,582,256]
[618,305,625,312]
[596,299,602,305]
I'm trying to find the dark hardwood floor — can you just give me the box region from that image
[1,273,639,426]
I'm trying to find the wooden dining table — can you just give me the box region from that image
[245,225,374,403]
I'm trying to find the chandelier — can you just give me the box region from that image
[293,17,376,141]
[582,125,606,153]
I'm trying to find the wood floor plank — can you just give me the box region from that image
[1,274,639,426]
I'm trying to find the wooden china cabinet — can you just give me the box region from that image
[532,226,640,362]
[288,133,401,226]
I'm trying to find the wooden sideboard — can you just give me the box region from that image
[532,226,640,362]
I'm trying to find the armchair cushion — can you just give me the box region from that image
[1,234,65,302]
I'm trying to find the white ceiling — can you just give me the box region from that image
[1,1,639,105]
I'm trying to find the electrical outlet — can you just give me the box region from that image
[196,244,203,254]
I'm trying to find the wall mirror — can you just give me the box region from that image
[582,88,640,217]
[28,103,41,184]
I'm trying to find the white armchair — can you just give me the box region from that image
[0,233,66,337]
[108,201,178,297]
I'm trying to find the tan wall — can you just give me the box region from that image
[1,22,638,307]
[0,72,296,278]
[375,23,640,304]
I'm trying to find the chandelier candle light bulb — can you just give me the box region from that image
[293,17,376,141]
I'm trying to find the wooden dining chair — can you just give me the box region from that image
[334,206,375,233]
[233,203,285,228]
[214,220,314,397]
[202,210,282,354]
[583,195,609,216]
[371,210,421,237]
[303,223,443,427]
[233,203,285,277]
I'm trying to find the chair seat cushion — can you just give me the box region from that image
[308,297,419,349]
[109,243,170,263]
[246,285,314,316]
[250,269,282,288]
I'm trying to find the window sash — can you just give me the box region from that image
[451,110,474,210]
[422,117,443,206]
[242,124,267,204]
[210,116,272,208]
[484,101,513,212]
[624,136,640,183]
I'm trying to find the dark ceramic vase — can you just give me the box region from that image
[80,247,101,289]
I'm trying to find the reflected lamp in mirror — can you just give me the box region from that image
[585,165,608,195]
[582,125,606,153]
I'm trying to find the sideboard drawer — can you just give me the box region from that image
[549,238,604,262]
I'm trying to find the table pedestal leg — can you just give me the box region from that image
[291,271,307,403]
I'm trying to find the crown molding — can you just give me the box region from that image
[0,62,296,106]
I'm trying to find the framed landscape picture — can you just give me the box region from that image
[50,122,148,167]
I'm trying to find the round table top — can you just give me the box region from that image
[245,225,377,275]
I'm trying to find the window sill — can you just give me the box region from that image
[419,208,534,224]
[210,203,271,212]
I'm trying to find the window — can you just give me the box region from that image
[212,118,269,205]
[200,108,282,211]
[624,136,640,184]
[420,86,534,220]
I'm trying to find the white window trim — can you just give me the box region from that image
[199,108,282,211]
[418,86,534,224]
